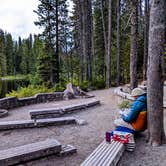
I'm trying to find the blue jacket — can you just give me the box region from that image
[122,95,147,123]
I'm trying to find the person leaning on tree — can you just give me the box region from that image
[114,88,147,132]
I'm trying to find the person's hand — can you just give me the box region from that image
[119,110,124,115]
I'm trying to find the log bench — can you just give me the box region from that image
[81,126,136,166]
[0,139,76,166]
[0,117,76,130]
[29,100,100,120]
[0,109,8,118]
[81,140,125,166]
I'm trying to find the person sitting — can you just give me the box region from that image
[114,87,147,132]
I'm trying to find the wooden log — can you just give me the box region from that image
[29,100,100,120]
[31,113,63,119]
[36,117,76,127]
[63,103,86,113]
[85,100,100,107]
[29,108,63,116]
[0,109,8,118]
[59,144,77,156]
[0,139,61,166]
[0,120,35,130]
[29,108,64,119]
[0,117,77,130]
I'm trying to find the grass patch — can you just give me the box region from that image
[6,85,53,98]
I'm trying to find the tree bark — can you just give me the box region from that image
[55,0,59,83]
[143,0,149,81]
[100,0,107,58]
[147,0,166,146]
[79,0,84,83]
[86,0,92,82]
[81,0,92,83]
[130,0,138,89]
[73,0,84,83]
[116,0,121,86]
[106,0,112,88]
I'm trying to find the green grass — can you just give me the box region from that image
[6,85,53,98]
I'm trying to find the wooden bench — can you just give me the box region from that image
[0,139,76,166]
[29,100,100,120]
[0,117,76,130]
[81,129,136,166]
[81,140,125,166]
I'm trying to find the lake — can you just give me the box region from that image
[0,78,29,98]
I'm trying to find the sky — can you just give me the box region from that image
[0,0,73,40]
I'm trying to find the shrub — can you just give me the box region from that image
[79,81,89,91]
[6,85,53,98]
[91,79,105,90]
[53,83,66,92]
[118,100,131,109]
[28,74,42,85]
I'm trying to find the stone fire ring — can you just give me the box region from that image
[0,109,8,118]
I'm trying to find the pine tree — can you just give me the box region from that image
[0,29,7,76]
[72,0,92,83]
[106,0,112,88]
[34,0,69,85]
[33,35,50,83]
[116,0,121,86]
[93,0,106,81]
[16,37,23,74]
[5,33,14,75]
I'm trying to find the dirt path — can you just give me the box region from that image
[0,88,166,166]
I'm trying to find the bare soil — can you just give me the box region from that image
[0,88,166,166]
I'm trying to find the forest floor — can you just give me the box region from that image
[0,87,166,166]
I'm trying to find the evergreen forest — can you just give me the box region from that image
[0,0,165,95]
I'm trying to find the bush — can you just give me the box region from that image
[6,85,53,98]
[28,74,43,85]
[91,79,105,90]
[53,83,66,92]
[118,100,131,109]
[79,81,89,91]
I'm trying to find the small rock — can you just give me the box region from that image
[75,119,88,125]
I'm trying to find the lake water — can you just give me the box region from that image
[0,79,29,98]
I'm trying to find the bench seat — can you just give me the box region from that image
[81,140,125,166]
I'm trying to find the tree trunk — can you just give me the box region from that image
[100,0,107,58]
[116,0,121,86]
[79,0,84,83]
[106,0,112,88]
[130,0,138,89]
[143,0,149,81]
[73,0,84,83]
[147,0,166,146]
[86,0,92,82]
[82,0,92,82]
[55,0,59,84]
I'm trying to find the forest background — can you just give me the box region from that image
[0,0,164,97]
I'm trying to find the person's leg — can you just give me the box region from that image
[114,118,134,130]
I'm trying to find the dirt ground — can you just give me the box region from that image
[0,88,166,166]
